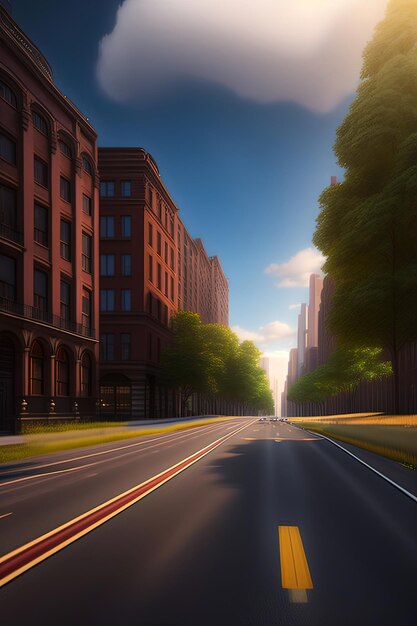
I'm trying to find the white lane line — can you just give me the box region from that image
[0,420,236,475]
[0,462,101,487]
[302,428,417,505]
[0,512,13,520]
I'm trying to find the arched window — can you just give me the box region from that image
[59,140,72,158]
[30,341,44,395]
[56,346,69,396]
[32,110,49,135]
[82,155,93,175]
[0,79,17,108]
[80,352,92,396]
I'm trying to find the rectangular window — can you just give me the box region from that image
[148,223,153,246]
[82,194,91,216]
[121,333,131,360]
[60,219,71,261]
[148,255,153,283]
[100,334,115,361]
[0,183,17,233]
[157,263,161,290]
[82,233,92,273]
[164,271,168,297]
[100,181,115,197]
[82,288,91,331]
[158,200,162,220]
[34,268,48,313]
[100,254,115,276]
[121,216,131,238]
[0,253,16,301]
[34,203,48,247]
[121,181,131,197]
[0,132,16,164]
[170,276,174,301]
[148,187,153,208]
[169,216,174,237]
[170,248,175,270]
[34,157,48,187]
[157,232,161,256]
[121,254,131,276]
[60,176,71,202]
[60,280,71,324]
[121,289,131,311]
[32,111,48,135]
[100,289,115,312]
[100,216,115,239]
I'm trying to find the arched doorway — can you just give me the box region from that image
[0,335,15,432]
[99,373,132,420]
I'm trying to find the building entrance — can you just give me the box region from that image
[0,335,15,432]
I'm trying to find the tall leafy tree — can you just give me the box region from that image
[313,0,417,412]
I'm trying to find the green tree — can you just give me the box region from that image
[313,0,417,413]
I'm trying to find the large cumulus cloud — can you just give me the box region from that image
[97,0,387,112]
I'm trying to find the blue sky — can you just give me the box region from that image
[11,0,386,375]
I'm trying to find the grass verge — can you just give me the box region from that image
[0,416,241,464]
[294,419,417,468]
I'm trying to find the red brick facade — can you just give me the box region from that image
[0,7,99,430]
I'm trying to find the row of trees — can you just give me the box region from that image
[161,311,274,416]
[290,0,417,413]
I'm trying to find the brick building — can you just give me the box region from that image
[0,5,99,431]
[98,148,229,419]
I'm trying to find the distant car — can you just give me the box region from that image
[259,417,267,421]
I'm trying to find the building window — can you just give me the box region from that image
[100,216,115,239]
[100,254,115,276]
[148,255,153,282]
[34,157,48,187]
[121,254,131,276]
[148,187,153,208]
[82,288,92,331]
[56,347,69,396]
[32,110,48,135]
[0,183,17,233]
[148,223,153,246]
[59,140,72,158]
[157,263,161,290]
[60,280,71,325]
[100,289,115,312]
[80,352,92,396]
[0,132,16,164]
[121,289,131,311]
[100,334,115,361]
[170,248,175,270]
[121,334,131,360]
[164,242,168,264]
[82,155,93,175]
[169,216,174,237]
[82,233,92,273]
[0,254,16,301]
[30,341,44,395]
[164,271,168,297]
[157,232,161,256]
[0,80,17,108]
[60,220,71,261]
[60,176,71,202]
[121,181,131,197]
[121,216,131,239]
[158,200,162,220]
[82,194,91,216]
[100,181,115,197]
[34,268,48,314]
[170,276,174,301]
[34,204,48,247]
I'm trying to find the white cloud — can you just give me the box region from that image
[232,321,295,346]
[97,0,387,112]
[265,247,325,288]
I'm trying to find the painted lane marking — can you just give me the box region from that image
[0,420,237,476]
[0,422,239,489]
[300,428,417,505]
[0,513,13,520]
[0,418,256,588]
[242,437,319,441]
[278,526,313,604]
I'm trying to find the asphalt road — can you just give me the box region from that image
[1,417,416,625]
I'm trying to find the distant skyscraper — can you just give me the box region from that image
[307,274,323,349]
[297,303,308,376]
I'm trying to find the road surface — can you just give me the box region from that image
[0,417,416,625]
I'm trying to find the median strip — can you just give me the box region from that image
[0,419,254,588]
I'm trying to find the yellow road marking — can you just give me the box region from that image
[0,513,13,520]
[278,526,313,590]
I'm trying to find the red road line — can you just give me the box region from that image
[0,418,255,587]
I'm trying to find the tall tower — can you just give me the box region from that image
[297,303,308,377]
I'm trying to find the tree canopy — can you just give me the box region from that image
[313,0,417,411]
